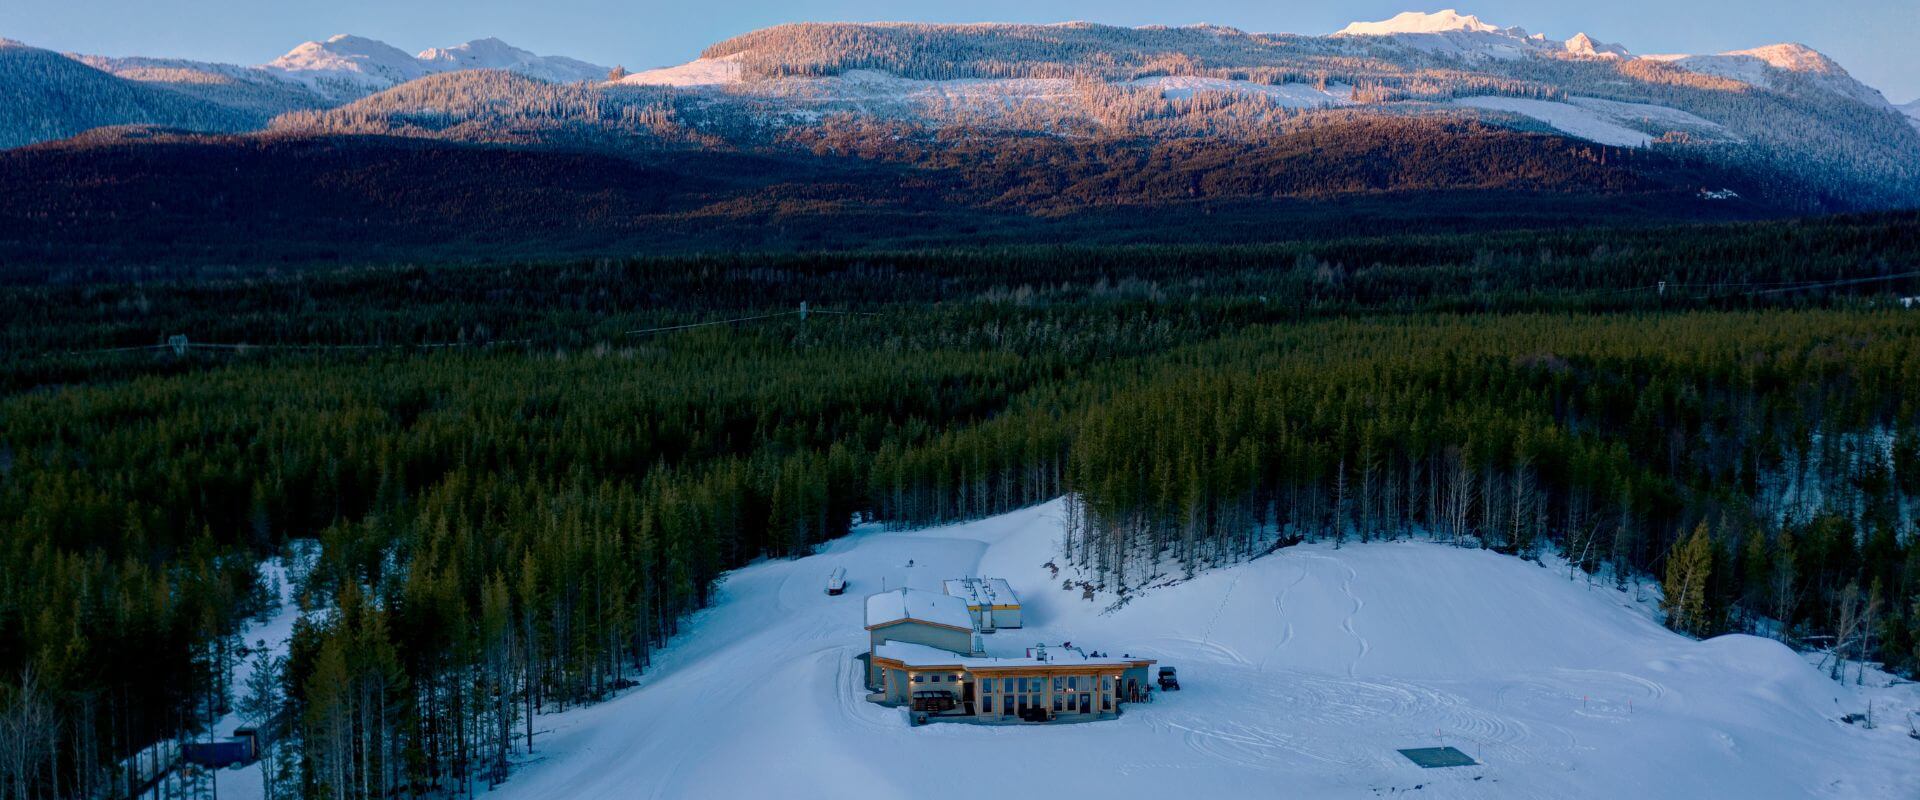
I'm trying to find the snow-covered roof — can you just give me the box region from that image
[873,641,1153,671]
[864,588,974,632]
[941,577,1019,609]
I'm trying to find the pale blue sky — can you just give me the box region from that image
[9,0,1917,102]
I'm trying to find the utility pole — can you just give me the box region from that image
[799,301,809,321]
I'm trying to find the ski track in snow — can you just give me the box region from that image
[1302,553,1372,678]
[410,499,1920,800]
[1257,562,1308,668]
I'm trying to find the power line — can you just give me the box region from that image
[623,303,884,336]
[1584,270,1920,300]
[624,311,798,337]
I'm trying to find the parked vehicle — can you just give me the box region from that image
[911,690,956,713]
[826,567,847,595]
[1158,666,1180,690]
[182,739,251,769]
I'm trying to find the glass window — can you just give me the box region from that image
[1067,677,1078,690]
[1053,695,1062,711]
[931,675,941,683]
[983,696,993,712]
[982,678,994,693]
[912,674,923,683]
[1053,677,1064,692]
[1016,677,1027,692]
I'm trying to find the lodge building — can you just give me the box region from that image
[863,586,1154,723]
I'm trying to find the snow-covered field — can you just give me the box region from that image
[480,499,1919,800]
[1452,96,1729,147]
[1124,76,1353,107]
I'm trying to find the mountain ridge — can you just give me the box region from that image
[5,13,1918,211]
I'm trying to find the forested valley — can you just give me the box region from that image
[3,212,1920,799]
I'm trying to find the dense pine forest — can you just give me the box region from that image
[3,213,1920,799]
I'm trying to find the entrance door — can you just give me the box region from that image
[1079,693,1091,713]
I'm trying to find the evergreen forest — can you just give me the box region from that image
[3,212,1920,799]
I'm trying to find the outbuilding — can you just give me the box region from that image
[941,577,1022,630]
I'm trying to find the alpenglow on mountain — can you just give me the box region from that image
[3,10,1918,208]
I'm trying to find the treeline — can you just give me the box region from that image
[1061,315,1920,635]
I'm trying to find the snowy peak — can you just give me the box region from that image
[415,37,529,67]
[1331,10,1550,61]
[1336,9,1504,36]
[1565,32,1629,59]
[265,34,430,94]
[415,38,607,84]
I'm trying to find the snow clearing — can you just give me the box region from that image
[479,500,1917,800]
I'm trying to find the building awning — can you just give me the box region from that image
[873,641,1153,674]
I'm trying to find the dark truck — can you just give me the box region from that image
[911,690,957,714]
[1157,666,1179,691]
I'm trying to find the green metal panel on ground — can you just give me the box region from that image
[1396,747,1478,768]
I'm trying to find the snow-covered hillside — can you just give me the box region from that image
[1647,44,1890,108]
[481,500,1920,800]
[265,34,607,100]
[413,38,608,85]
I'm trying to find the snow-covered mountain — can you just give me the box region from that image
[414,37,607,84]
[1333,10,1632,64]
[1647,43,1889,108]
[1902,99,1920,129]
[1562,32,1629,60]
[6,13,1917,207]
[264,34,607,100]
[263,34,432,96]
[1335,8,1508,36]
